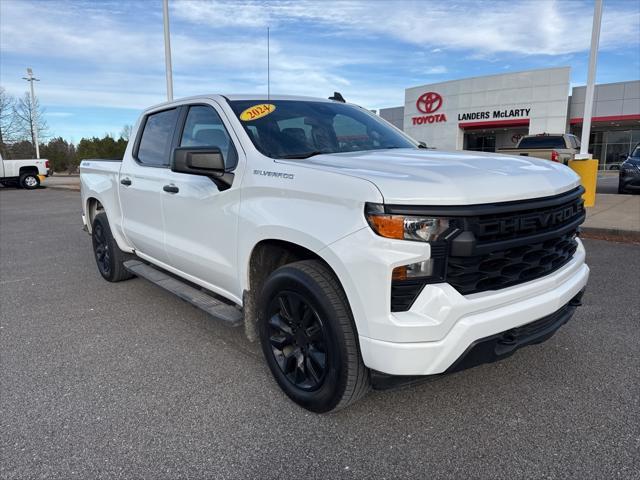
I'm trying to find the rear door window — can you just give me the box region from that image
[136,108,179,167]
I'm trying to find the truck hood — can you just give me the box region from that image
[289,148,581,205]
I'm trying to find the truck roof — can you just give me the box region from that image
[144,94,335,113]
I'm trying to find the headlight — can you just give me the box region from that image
[366,203,455,311]
[365,203,454,242]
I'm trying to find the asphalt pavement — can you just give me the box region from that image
[1,188,639,479]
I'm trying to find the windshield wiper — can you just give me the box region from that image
[278,151,326,159]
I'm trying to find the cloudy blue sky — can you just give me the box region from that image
[1,0,639,142]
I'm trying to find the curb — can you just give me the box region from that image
[44,185,81,192]
[581,227,640,244]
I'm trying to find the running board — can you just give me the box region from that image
[123,260,243,326]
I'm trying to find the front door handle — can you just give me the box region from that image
[163,184,179,194]
[120,177,132,186]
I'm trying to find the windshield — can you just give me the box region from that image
[228,100,417,159]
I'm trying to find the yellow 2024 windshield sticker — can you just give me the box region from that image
[240,104,276,121]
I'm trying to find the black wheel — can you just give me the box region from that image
[258,260,370,413]
[618,182,626,194]
[91,212,134,282]
[19,172,40,189]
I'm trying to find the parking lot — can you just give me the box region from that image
[1,188,639,479]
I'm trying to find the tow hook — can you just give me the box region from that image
[569,289,586,307]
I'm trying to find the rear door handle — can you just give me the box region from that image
[163,184,179,194]
[120,178,132,186]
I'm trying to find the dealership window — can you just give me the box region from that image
[464,133,496,152]
[571,126,640,170]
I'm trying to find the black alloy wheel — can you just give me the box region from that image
[266,291,328,391]
[258,260,370,413]
[91,212,134,282]
[93,221,112,277]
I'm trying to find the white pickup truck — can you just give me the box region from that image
[0,153,50,189]
[80,94,589,412]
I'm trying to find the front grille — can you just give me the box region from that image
[446,187,585,295]
[385,187,586,309]
[447,230,578,295]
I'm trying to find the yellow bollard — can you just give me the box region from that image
[568,158,599,207]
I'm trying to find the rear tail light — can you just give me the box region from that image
[550,150,559,162]
[45,160,50,169]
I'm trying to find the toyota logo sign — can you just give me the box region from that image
[411,92,447,126]
[416,92,443,114]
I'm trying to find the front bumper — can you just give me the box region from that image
[619,171,640,192]
[370,289,584,389]
[355,242,589,376]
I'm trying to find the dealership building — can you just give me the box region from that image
[379,67,640,169]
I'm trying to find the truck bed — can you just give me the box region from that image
[79,159,123,225]
[495,148,573,164]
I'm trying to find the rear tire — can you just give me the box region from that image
[19,173,40,189]
[258,260,370,413]
[91,212,134,282]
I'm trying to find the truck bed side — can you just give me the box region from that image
[80,159,132,252]
[496,148,558,159]
[496,134,578,164]
[1,158,49,178]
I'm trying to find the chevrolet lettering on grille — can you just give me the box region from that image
[478,203,582,236]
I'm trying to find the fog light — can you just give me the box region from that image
[392,259,434,280]
[392,254,447,283]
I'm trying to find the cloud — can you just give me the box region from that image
[172,0,640,56]
[0,0,637,137]
[46,112,74,117]
[0,0,405,111]
[425,66,448,74]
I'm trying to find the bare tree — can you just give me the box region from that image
[119,124,133,141]
[13,92,48,157]
[0,87,19,156]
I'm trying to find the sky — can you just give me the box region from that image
[1,0,639,143]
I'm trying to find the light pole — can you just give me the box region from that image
[22,67,41,159]
[577,0,603,159]
[162,0,174,101]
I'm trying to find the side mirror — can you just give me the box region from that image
[172,146,225,177]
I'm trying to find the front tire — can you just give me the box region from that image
[19,173,40,189]
[618,181,626,194]
[258,260,370,413]
[91,212,134,282]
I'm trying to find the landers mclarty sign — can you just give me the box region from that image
[458,108,531,121]
[411,91,533,126]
